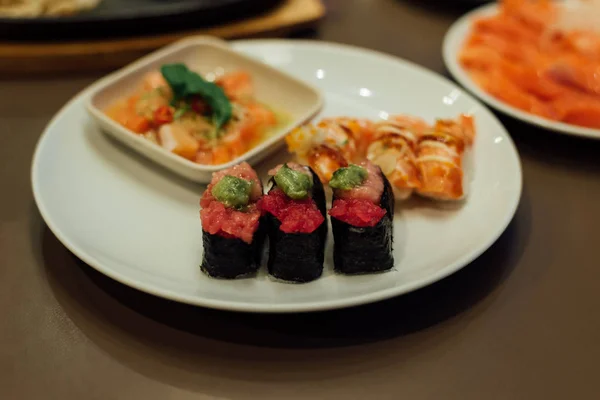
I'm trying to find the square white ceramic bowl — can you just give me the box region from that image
[86,36,323,183]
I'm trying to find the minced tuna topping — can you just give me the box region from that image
[259,189,324,234]
[329,161,386,227]
[200,201,260,243]
[329,198,385,227]
[200,162,262,243]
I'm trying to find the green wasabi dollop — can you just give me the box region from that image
[211,175,252,208]
[274,164,313,200]
[329,164,368,190]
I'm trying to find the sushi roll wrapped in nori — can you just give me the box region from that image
[200,162,265,279]
[259,163,327,283]
[329,161,395,274]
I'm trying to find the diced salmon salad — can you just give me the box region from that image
[105,63,287,165]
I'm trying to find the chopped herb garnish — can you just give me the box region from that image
[160,63,232,132]
[173,104,190,120]
[141,87,165,101]
[274,164,313,200]
[329,164,368,190]
[211,175,252,208]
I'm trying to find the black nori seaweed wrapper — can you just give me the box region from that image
[201,217,266,279]
[331,167,395,274]
[266,167,327,283]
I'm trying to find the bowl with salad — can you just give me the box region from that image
[87,36,323,183]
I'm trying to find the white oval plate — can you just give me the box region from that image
[443,2,600,140]
[32,40,522,313]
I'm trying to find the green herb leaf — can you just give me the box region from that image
[160,63,232,132]
[329,164,368,190]
[274,164,313,200]
[211,175,252,208]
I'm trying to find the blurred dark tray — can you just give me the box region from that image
[0,0,283,40]
[0,0,325,75]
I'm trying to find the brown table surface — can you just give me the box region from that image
[3,1,600,399]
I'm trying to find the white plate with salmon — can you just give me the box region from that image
[443,0,600,139]
[32,39,522,312]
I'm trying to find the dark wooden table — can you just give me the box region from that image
[2,1,600,398]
